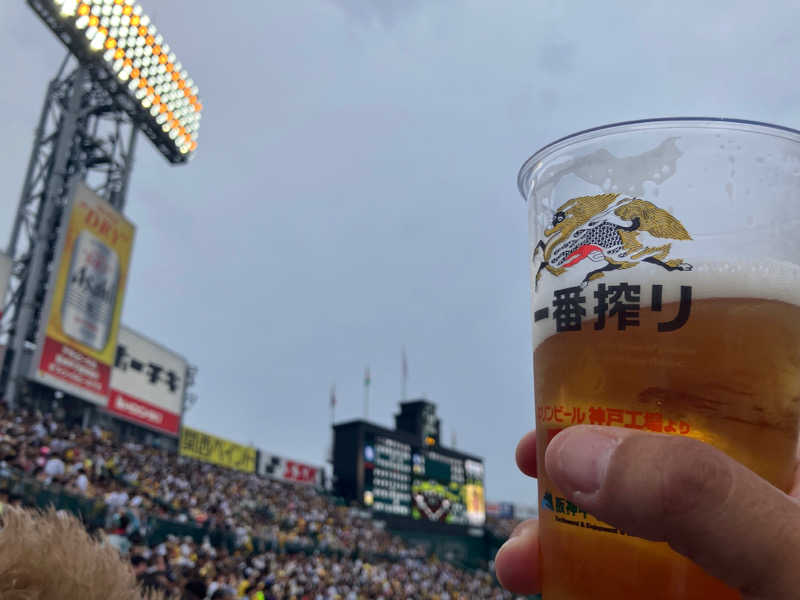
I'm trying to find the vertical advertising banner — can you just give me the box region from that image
[31,183,135,405]
[107,326,186,436]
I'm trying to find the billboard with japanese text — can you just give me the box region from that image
[30,183,135,405]
[257,451,323,486]
[179,426,257,473]
[107,325,186,436]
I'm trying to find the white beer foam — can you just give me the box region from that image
[531,258,800,349]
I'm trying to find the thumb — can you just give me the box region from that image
[545,426,800,600]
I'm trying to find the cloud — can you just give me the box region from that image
[3,0,800,506]
[537,40,577,75]
[327,0,426,28]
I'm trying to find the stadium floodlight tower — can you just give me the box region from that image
[1,0,202,409]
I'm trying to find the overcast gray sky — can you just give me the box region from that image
[2,1,800,504]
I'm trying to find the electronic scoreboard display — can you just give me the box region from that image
[354,428,486,529]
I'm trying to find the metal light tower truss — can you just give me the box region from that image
[30,0,203,164]
[3,0,202,409]
[1,56,137,408]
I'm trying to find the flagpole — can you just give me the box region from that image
[401,347,408,401]
[363,367,370,420]
[328,384,336,464]
[330,384,336,427]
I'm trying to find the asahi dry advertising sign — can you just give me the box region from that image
[31,183,135,405]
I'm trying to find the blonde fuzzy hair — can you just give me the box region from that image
[0,506,162,600]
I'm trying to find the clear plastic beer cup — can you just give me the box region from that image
[518,118,800,599]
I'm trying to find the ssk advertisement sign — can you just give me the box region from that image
[258,451,323,486]
[31,183,135,405]
[107,326,187,436]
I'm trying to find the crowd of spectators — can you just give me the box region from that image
[124,535,510,599]
[0,406,520,599]
[0,407,421,558]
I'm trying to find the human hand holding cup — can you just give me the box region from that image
[512,118,800,599]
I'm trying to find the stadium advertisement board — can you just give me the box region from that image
[179,426,257,473]
[107,326,186,436]
[258,452,323,486]
[30,183,135,405]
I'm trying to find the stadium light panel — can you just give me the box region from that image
[29,0,202,164]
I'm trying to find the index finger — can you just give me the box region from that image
[494,519,541,595]
[516,430,538,478]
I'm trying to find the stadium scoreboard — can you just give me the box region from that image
[333,401,486,533]
[363,430,485,527]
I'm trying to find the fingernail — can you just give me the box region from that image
[550,427,620,495]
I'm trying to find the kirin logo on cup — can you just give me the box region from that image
[533,193,693,288]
